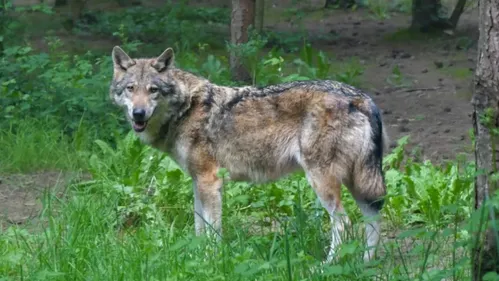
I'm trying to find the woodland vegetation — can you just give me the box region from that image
[0,0,498,280]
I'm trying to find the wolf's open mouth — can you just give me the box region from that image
[132,121,148,132]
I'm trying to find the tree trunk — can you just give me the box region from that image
[472,0,499,279]
[230,0,255,83]
[448,0,467,28]
[410,0,452,32]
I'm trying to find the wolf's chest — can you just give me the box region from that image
[171,140,191,171]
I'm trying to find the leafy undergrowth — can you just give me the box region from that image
[0,2,492,279]
[0,129,482,280]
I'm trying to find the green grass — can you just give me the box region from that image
[0,119,87,173]
[0,190,472,280]
[0,1,493,280]
[0,129,478,280]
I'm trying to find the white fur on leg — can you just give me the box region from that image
[304,174,350,264]
[202,205,222,241]
[325,223,340,263]
[193,182,205,235]
[325,213,350,263]
[358,201,381,261]
[364,220,380,261]
[192,181,223,241]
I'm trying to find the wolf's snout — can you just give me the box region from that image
[132,108,146,121]
[131,108,148,133]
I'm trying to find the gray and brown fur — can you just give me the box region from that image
[109,46,389,262]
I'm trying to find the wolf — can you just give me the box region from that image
[109,46,389,262]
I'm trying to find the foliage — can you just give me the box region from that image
[0,38,127,143]
[0,118,86,172]
[227,33,365,87]
[76,3,230,50]
[0,1,485,280]
[262,30,307,53]
[0,128,478,280]
[386,64,412,87]
[382,136,474,228]
[81,131,192,228]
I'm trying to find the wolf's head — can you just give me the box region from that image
[109,46,192,137]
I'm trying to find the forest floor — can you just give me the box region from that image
[1,0,479,229]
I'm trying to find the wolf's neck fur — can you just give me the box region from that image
[171,68,262,100]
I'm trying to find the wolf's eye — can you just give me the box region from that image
[149,87,159,94]
[126,85,134,91]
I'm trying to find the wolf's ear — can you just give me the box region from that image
[112,46,135,71]
[152,48,174,72]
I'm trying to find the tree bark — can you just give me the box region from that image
[230,0,255,83]
[472,0,499,279]
[410,0,452,32]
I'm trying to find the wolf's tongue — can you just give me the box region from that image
[133,121,147,132]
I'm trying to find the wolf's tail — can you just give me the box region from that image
[365,99,389,159]
[349,97,389,157]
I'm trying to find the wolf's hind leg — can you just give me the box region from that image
[350,166,386,261]
[356,198,382,261]
[304,168,350,263]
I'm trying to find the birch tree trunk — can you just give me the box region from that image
[472,0,499,279]
[230,0,255,83]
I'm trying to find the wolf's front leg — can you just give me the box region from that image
[193,172,223,240]
[193,182,206,235]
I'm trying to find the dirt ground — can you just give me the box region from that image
[1,1,479,228]
[0,171,82,230]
